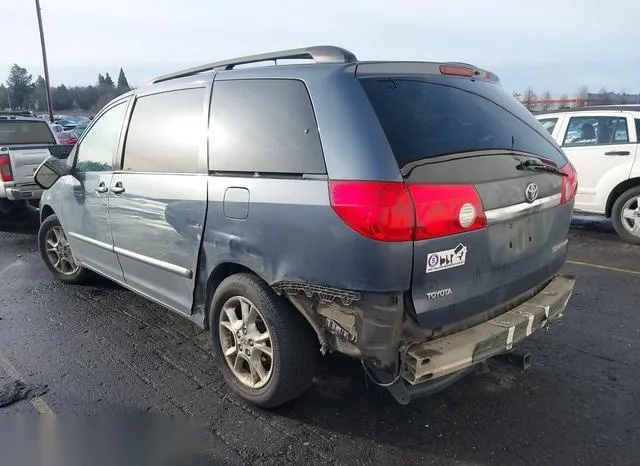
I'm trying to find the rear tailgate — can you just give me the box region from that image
[8,145,53,185]
[359,72,576,333]
[0,119,58,186]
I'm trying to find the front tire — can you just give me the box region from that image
[611,186,640,245]
[38,214,91,284]
[209,273,316,408]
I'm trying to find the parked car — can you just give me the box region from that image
[53,118,77,130]
[50,123,64,134]
[55,130,78,145]
[72,121,89,138]
[34,46,576,408]
[536,106,640,243]
[0,115,74,212]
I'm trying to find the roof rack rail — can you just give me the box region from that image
[149,45,357,84]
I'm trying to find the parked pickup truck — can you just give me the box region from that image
[0,115,74,212]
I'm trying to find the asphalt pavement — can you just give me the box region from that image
[0,208,638,465]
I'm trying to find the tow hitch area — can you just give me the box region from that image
[383,274,575,405]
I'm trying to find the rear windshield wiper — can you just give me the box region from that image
[516,159,568,177]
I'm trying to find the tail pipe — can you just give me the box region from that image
[494,352,532,370]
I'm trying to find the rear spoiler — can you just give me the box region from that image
[48,144,75,159]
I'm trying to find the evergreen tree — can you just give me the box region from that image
[116,68,130,93]
[32,75,47,110]
[103,73,115,89]
[0,84,9,110]
[52,84,73,110]
[6,64,34,109]
[73,85,99,111]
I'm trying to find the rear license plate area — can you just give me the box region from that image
[489,215,542,265]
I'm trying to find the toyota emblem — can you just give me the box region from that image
[525,183,539,203]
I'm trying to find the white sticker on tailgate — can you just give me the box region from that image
[426,244,467,274]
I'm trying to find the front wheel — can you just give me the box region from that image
[611,186,640,245]
[209,273,316,408]
[38,214,92,284]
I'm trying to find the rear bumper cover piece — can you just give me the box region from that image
[401,274,575,386]
[5,185,42,201]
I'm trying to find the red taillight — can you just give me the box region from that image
[560,162,578,205]
[409,184,486,240]
[329,181,486,242]
[439,65,476,77]
[329,181,414,241]
[0,154,13,182]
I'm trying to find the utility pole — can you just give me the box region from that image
[35,0,54,122]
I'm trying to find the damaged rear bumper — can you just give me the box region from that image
[390,274,575,403]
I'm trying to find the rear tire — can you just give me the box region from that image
[611,186,640,245]
[38,214,92,284]
[209,273,316,408]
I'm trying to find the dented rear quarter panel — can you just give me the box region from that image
[194,177,413,304]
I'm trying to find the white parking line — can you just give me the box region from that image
[0,351,55,416]
[566,260,640,276]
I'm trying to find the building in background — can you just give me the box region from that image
[515,90,640,112]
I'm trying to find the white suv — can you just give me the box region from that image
[536,105,640,244]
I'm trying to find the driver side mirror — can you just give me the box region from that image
[34,156,72,190]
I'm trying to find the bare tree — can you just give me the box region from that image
[620,88,628,104]
[575,85,589,107]
[540,90,552,110]
[598,87,610,105]
[522,87,538,111]
[559,93,569,108]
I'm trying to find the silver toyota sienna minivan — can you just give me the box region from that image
[34,46,577,408]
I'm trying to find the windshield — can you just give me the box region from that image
[0,120,56,145]
[359,77,567,168]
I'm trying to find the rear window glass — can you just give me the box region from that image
[0,120,56,145]
[359,78,567,167]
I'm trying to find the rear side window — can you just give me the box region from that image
[359,78,567,167]
[209,79,325,174]
[562,116,629,146]
[123,88,206,173]
[538,118,558,135]
[0,121,56,145]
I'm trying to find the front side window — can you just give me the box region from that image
[75,102,127,173]
[563,116,629,147]
[209,79,326,174]
[122,88,206,173]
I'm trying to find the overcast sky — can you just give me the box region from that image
[2,0,639,94]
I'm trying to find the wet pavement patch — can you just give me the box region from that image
[0,380,48,408]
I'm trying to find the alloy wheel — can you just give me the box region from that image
[218,296,274,389]
[621,196,640,238]
[44,226,79,275]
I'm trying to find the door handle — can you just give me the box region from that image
[95,182,108,194]
[111,182,125,195]
[604,150,630,156]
